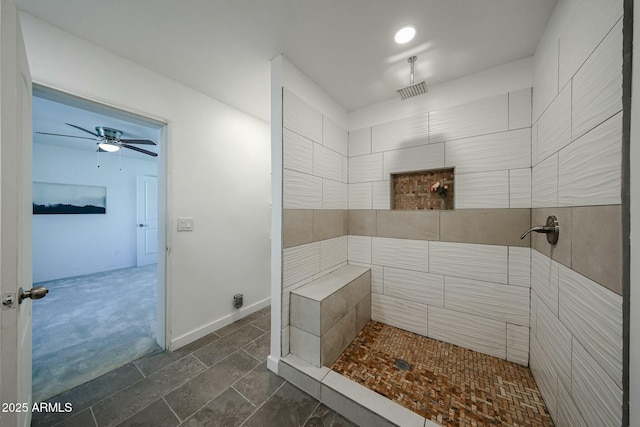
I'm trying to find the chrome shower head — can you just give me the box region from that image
[397,56,428,100]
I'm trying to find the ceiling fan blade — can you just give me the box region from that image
[120,138,156,145]
[36,131,96,141]
[121,144,158,157]
[65,123,100,137]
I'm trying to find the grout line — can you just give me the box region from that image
[90,407,99,427]
[163,397,182,424]
[238,381,288,427]
[304,402,322,425]
[133,362,146,378]
[231,386,257,408]
[241,348,263,363]
[191,353,209,369]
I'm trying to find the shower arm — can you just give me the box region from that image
[408,56,416,85]
[520,215,559,245]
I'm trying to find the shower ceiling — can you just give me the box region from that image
[16,0,557,122]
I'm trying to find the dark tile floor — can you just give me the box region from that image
[32,306,356,427]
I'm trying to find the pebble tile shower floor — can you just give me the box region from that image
[331,321,553,426]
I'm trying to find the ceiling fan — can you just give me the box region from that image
[36,123,158,157]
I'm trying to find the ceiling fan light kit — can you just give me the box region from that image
[97,142,120,152]
[36,123,158,157]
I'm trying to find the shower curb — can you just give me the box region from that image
[279,354,437,427]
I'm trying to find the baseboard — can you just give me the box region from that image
[267,354,280,374]
[170,296,270,350]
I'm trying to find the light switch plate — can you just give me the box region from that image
[177,217,194,231]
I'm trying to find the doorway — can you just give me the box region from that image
[30,86,167,402]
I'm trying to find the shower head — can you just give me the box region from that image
[397,56,428,100]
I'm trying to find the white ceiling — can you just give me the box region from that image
[17,0,557,123]
[33,90,161,159]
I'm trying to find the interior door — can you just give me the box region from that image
[0,0,34,426]
[136,175,158,266]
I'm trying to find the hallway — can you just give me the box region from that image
[31,306,351,427]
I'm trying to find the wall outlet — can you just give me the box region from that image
[233,293,243,309]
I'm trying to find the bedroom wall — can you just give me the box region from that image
[32,142,157,282]
[529,0,624,425]
[20,13,271,350]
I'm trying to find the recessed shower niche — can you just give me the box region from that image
[391,168,454,210]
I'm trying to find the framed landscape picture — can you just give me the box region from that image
[33,182,106,214]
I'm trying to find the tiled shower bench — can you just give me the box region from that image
[289,264,371,367]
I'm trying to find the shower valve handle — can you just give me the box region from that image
[520,215,559,245]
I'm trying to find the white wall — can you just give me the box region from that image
[32,143,157,282]
[19,13,272,350]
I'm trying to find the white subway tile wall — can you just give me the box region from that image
[507,324,529,365]
[571,20,623,141]
[322,179,347,209]
[509,168,532,208]
[430,242,508,284]
[347,183,372,209]
[535,300,572,389]
[348,127,371,157]
[558,264,623,388]
[371,293,428,336]
[371,237,429,272]
[283,88,349,210]
[371,112,429,153]
[428,306,507,359]
[536,84,571,163]
[382,143,444,176]
[372,181,391,210]
[349,153,383,183]
[323,116,348,156]
[320,236,348,272]
[429,94,508,143]
[558,112,622,207]
[444,276,529,325]
[531,153,558,208]
[347,238,528,364]
[529,3,623,424]
[283,89,322,143]
[508,246,531,287]
[383,267,444,307]
[508,88,533,130]
[454,171,510,209]
[444,129,530,174]
[571,338,623,427]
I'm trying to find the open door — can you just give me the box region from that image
[0,1,37,426]
[136,175,158,266]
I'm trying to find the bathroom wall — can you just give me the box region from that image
[346,88,533,365]
[271,56,350,361]
[529,0,624,425]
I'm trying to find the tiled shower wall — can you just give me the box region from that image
[280,88,350,356]
[529,1,624,425]
[347,90,534,364]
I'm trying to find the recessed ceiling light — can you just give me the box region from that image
[394,26,416,44]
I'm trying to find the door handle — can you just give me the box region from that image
[138,224,146,228]
[18,286,48,304]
